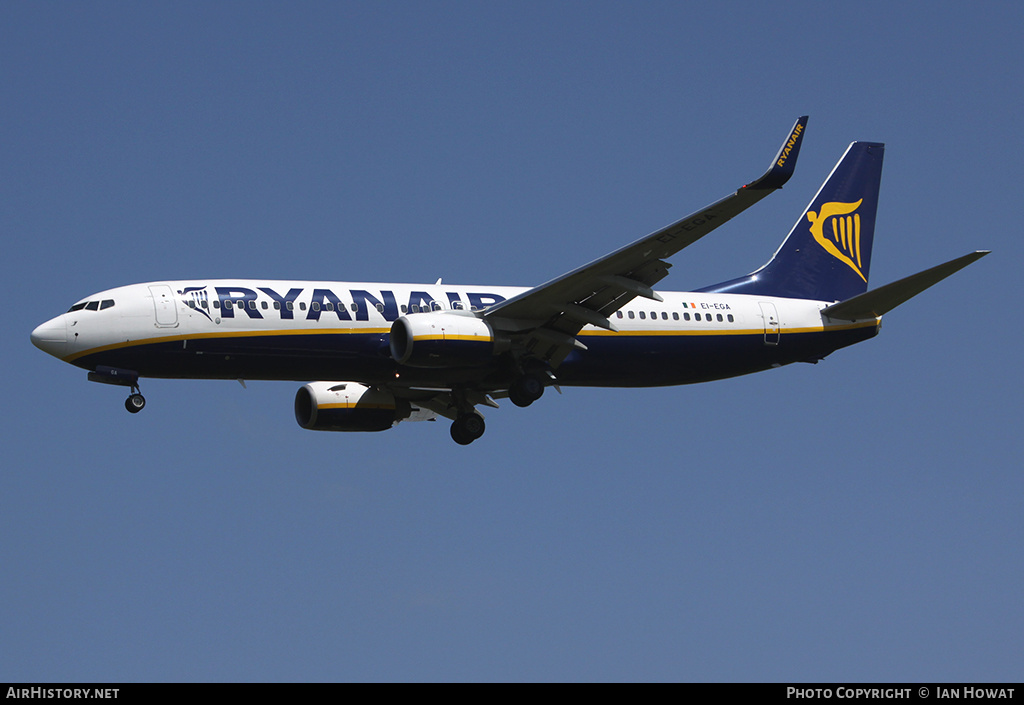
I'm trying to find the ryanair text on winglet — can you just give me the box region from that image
[777,123,805,168]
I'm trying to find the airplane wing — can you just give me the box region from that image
[483,116,809,367]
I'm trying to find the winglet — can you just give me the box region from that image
[745,115,808,191]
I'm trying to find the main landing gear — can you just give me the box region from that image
[124,386,146,414]
[508,373,545,408]
[450,412,485,446]
[448,372,548,444]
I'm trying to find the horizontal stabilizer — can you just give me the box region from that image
[821,251,989,321]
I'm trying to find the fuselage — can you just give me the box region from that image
[31,279,880,390]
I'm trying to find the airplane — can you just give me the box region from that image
[31,117,988,445]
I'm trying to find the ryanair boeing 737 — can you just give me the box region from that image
[31,118,988,444]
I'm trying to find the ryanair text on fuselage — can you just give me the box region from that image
[190,285,507,322]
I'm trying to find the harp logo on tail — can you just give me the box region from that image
[807,199,866,282]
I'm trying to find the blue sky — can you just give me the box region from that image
[3,1,1022,682]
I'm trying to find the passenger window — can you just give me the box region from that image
[717,314,723,322]
[325,302,334,311]
[261,301,268,310]
[401,305,408,313]
[312,302,321,311]
[628,311,635,319]
[728,314,734,322]
[299,302,306,310]
[213,300,221,309]
[684,312,690,321]
[616,311,623,319]
[639,311,646,319]
[411,305,420,313]
[248,300,257,310]
[224,301,233,310]
[187,300,196,309]
[651,311,656,319]
[661,312,668,320]
[285,301,292,310]
[100,299,114,310]
[351,303,358,312]
[694,313,701,321]
[201,300,209,309]
[273,301,281,310]
[376,303,385,312]
[672,312,679,321]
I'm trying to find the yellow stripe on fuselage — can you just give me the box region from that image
[65,318,878,363]
[580,319,878,337]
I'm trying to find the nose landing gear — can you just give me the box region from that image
[87,367,146,414]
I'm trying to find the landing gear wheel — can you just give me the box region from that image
[450,413,486,445]
[125,393,146,414]
[509,373,545,408]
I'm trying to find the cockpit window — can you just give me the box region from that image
[67,299,116,312]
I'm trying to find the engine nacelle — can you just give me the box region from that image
[295,381,418,432]
[389,312,504,367]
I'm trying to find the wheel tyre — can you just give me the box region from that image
[509,387,532,408]
[125,394,146,414]
[451,413,485,444]
[450,421,474,445]
[460,413,485,439]
[510,374,544,408]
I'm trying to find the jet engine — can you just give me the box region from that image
[389,312,506,367]
[294,381,432,432]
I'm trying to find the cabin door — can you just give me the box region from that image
[759,302,780,345]
[149,285,179,328]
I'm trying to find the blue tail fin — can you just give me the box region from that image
[697,141,884,302]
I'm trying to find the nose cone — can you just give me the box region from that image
[31,315,68,357]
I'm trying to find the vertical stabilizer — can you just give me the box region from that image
[698,141,884,302]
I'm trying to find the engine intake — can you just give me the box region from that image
[389,312,503,367]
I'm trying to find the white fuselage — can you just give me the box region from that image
[32,279,878,389]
